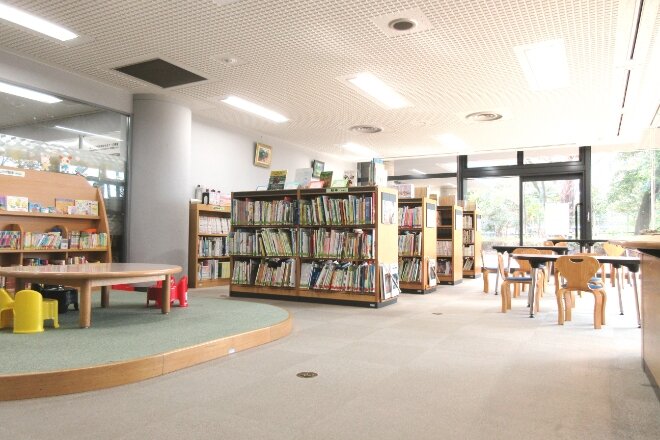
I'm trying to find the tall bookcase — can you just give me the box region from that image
[397,197,437,293]
[229,186,399,308]
[462,210,481,278]
[436,204,463,284]
[188,203,231,288]
[0,169,111,275]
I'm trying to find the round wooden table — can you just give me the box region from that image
[0,263,182,328]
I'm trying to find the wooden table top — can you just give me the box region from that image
[0,263,182,279]
[511,254,641,271]
[491,245,569,253]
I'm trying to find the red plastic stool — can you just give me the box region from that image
[146,276,188,308]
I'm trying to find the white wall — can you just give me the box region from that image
[190,117,354,196]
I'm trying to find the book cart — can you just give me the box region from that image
[0,169,111,286]
[462,209,481,279]
[436,204,463,284]
[397,197,437,293]
[188,203,231,288]
[229,186,399,308]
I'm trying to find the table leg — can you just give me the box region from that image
[631,272,641,328]
[161,274,171,314]
[494,270,500,295]
[528,267,537,318]
[79,280,92,328]
[101,286,110,308]
[615,265,624,315]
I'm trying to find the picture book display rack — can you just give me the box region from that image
[188,203,231,288]
[436,204,463,284]
[0,168,111,275]
[397,197,437,293]
[228,186,399,308]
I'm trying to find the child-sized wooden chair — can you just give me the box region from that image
[498,253,545,313]
[555,255,607,329]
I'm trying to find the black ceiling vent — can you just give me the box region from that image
[114,58,206,88]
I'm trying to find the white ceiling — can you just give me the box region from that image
[0,0,659,160]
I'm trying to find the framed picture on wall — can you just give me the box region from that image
[254,143,272,168]
[312,160,325,178]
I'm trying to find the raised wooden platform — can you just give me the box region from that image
[0,313,292,401]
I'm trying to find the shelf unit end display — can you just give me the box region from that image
[398,197,437,293]
[189,203,231,288]
[228,186,399,308]
[462,209,481,279]
[437,204,463,284]
[0,169,112,276]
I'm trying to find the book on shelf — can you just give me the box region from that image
[294,168,313,188]
[199,216,231,234]
[267,170,287,190]
[319,171,333,188]
[6,195,28,212]
[232,198,294,225]
[380,262,401,299]
[0,230,21,249]
[397,184,414,199]
[299,260,376,293]
[398,205,423,227]
[398,231,421,256]
[398,257,422,282]
[299,228,373,259]
[428,259,437,286]
[437,258,452,276]
[299,195,374,225]
[463,257,475,270]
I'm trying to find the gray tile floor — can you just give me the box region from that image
[1,278,658,439]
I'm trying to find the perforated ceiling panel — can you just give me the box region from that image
[0,0,659,158]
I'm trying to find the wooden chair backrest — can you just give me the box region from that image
[512,248,540,272]
[555,256,601,291]
[603,242,625,257]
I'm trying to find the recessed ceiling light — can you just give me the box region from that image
[410,168,426,175]
[349,125,383,134]
[388,18,417,32]
[342,142,379,159]
[54,126,123,141]
[221,96,288,123]
[0,3,78,41]
[514,39,570,91]
[465,111,503,122]
[343,72,411,109]
[0,81,61,104]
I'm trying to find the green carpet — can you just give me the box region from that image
[0,291,289,374]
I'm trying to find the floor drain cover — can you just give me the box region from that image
[296,371,318,378]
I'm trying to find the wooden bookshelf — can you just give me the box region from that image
[188,203,231,288]
[229,186,399,308]
[0,169,111,279]
[397,197,437,293]
[436,204,463,285]
[462,209,481,279]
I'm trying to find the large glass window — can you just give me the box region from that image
[591,147,659,237]
[0,88,129,261]
[465,177,520,250]
[523,145,579,164]
[468,151,517,168]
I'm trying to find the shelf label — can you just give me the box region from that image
[326,187,348,193]
[0,168,25,177]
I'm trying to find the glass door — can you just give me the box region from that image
[521,176,581,246]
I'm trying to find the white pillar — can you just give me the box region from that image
[128,94,191,274]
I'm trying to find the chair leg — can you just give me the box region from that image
[593,292,603,329]
[556,288,565,325]
[483,270,490,293]
[610,265,616,287]
[600,290,607,326]
[501,281,510,313]
[563,291,573,321]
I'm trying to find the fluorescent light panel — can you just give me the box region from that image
[342,142,379,159]
[54,126,123,141]
[410,168,426,175]
[0,81,61,104]
[514,39,570,91]
[221,96,288,123]
[346,73,411,109]
[0,3,78,41]
[436,133,466,150]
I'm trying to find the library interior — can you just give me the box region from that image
[0,1,659,438]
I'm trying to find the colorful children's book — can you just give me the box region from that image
[319,171,333,188]
[7,196,28,212]
[55,198,75,214]
[267,170,287,190]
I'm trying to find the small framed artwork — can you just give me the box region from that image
[312,160,325,178]
[254,143,272,168]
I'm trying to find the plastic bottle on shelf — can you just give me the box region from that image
[210,189,216,205]
[202,189,210,204]
[194,185,203,200]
